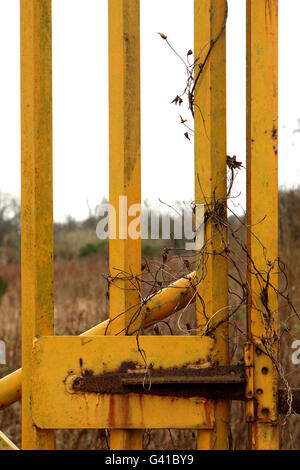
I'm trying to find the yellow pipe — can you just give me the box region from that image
[0,431,19,450]
[0,369,22,411]
[0,271,197,410]
[142,271,197,328]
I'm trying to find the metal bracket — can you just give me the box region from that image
[68,352,300,416]
[244,342,255,422]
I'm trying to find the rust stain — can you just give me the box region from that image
[109,394,115,427]
[204,399,215,428]
[138,394,145,428]
[121,394,130,427]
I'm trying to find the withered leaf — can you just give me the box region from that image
[171,95,183,106]
[226,155,243,170]
[180,115,187,124]
[157,32,168,40]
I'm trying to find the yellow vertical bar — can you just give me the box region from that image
[108,0,142,450]
[194,0,229,450]
[20,0,54,450]
[246,0,279,450]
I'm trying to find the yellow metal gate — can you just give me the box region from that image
[0,0,289,451]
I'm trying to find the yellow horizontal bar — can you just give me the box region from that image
[32,335,215,429]
[0,369,22,411]
[0,271,197,410]
[0,431,19,450]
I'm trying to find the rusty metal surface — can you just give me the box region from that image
[71,362,246,398]
[70,362,300,414]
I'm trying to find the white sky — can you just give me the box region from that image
[0,0,299,221]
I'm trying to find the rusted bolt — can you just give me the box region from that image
[261,408,269,417]
[261,367,268,375]
[248,390,253,397]
[73,377,83,387]
[64,375,79,394]
[256,388,263,395]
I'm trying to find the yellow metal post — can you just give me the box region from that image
[246,0,279,449]
[20,0,54,450]
[194,0,229,450]
[108,0,143,450]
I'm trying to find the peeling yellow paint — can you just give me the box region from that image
[246,0,279,450]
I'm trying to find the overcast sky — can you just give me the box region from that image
[0,0,299,221]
